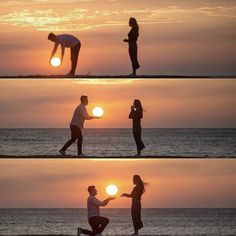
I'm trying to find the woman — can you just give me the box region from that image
[124,17,140,76]
[121,175,146,235]
[129,99,145,156]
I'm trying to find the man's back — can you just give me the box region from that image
[70,104,90,128]
[56,34,79,48]
[87,195,107,219]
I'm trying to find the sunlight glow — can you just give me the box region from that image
[51,57,61,67]
[92,107,104,117]
[106,184,118,196]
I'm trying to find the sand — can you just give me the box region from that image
[0,155,232,159]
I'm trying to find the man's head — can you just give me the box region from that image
[80,95,89,106]
[48,33,57,42]
[88,185,97,196]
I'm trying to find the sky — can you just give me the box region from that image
[0,79,236,128]
[0,0,236,75]
[0,159,236,208]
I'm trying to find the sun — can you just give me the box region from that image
[106,185,118,196]
[92,107,104,117]
[51,57,61,67]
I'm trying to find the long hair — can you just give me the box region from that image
[134,99,143,118]
[133,175,147,194]
[129,17,139,33]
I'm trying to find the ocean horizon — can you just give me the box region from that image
[0,128,235,157]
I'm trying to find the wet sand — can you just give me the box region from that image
[1,74,235,79]
[0,155,232,159]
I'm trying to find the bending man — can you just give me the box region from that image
[48,33,81,76]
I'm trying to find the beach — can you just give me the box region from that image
[0,155,233,159]
[0,128,235,158]
[0,208,236,236]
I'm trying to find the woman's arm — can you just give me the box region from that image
[120,193,132,198]
[129,106,135,119]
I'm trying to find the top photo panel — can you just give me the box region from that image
[0,0,236,79]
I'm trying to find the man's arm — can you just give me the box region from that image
[50,43,59,61]
[61,45,65,63]
[93,197,115,207]
[83,108,94,120]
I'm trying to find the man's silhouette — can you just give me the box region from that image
[59,95,98,156]
[78,185,115,236]
[48,33,81,76]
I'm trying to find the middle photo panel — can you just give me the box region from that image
[0,79,236,158]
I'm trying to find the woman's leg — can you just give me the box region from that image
[133,126,145,155]
[129,43,139,75]
[131,203,143,234]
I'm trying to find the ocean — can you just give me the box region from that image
[0,208,236,235]
[0,128,235,157]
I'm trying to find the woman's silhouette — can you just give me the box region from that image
[129,99,145,156]
[124,17,140,76]
[121,175,146,235]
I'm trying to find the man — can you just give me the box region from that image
[48,33,81,76]
[59,95,98,156]
[78,185,115,236]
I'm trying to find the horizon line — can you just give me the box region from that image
[1,74,236,79]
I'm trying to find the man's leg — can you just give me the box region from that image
[70,43,81,75]
[78,227,93,236]
[89,217,100,235]
[89,216,109,235]
[77,128,83,155]
[61,126,77,151]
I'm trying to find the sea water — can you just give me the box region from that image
[0,128,235,157]
[0,208,236,235]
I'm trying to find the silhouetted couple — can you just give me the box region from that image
[59,97,145,157]
[48,17,140,76]
[78,175,145,236]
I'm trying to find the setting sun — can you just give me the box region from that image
[92,107,104,117]
[106,184,118,196]
[50,57,61,67]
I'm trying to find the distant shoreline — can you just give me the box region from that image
[0,74,236,79]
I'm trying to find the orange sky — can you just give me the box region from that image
[0,159,236,208]
[0,79,236,128]
[0,1,236,75]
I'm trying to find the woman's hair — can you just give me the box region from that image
[129,17,139,32]
[134,99,143,118]
[133,175,147,193]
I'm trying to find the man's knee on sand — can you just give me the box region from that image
[105,217,109,224]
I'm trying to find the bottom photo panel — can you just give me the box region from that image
[0,159,236,236]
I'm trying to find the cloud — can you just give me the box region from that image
[1,3,235,32]
[0,0,90,7]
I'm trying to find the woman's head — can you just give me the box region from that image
[133,99,143,111]
[129,17,139,30]
[133,175,142,184]
[133,175,145,193]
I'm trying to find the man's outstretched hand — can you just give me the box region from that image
[108,197,116,201]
